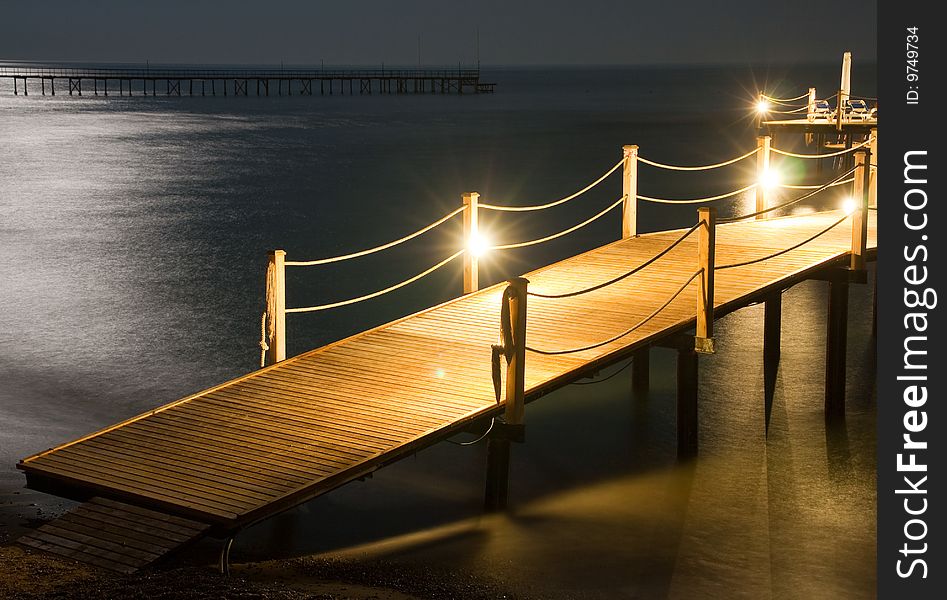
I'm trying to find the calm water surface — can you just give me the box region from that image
[0,64,876,598]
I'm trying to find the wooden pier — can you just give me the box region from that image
[17,136,877,573]
[1,65,495,97]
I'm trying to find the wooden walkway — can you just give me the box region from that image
[18,210,877,538]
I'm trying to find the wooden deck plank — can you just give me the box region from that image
[18,497,211,573]
[19,210,877,528]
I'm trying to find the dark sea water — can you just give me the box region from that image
[0,63,877,598]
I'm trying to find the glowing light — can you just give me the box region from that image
[759,168,779,189]
[842,197,858,214]
[468,232,491,257]
[756,100,770,113]
[434,368,446,379]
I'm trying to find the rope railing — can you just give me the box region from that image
[478,159,624,212]
[284,206,464,266]
[761,91,811,103]
[715,214,850,270]
[525,269,702,356]
[636,147,759,171]
[767,105,811,115]
[490,196,625,250]
[778,177,855,190]
[285,249,464,313]
[637,182,757,205]
[720,167,857,223]
[527,223,702,299]
[770,136,874,159]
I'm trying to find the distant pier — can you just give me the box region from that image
[0,65,496,97]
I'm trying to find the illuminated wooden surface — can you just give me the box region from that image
[18,210,877,529]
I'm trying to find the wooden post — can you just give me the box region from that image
[462,192,480,294]
[695,207,715,354]
[266,250,287,364]
[504,277,529,428]
[756,90,764,129]
[677,346,698,457]
[485,277,528,511]
[631,347,650,394]
[868,128,878,208]
[763,292,782,365]
[755,135,771,218]
[835,89,845,131]
[850,149,870,271]
[825,278,849,419]
[622,145,639,238]
[807,87,817,122]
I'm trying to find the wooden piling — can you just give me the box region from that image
[622,145,639,238]
[695,207,715,354]
[631,348,650,394]
[850,149,870,271]
[763,292,782,365]
[462,192,480,294]
[824,278,849,419]
[755,135,771,218]
[677,346,698,457]
[868,128,877,208]
[504,278,528,428]
[266,250,287,364]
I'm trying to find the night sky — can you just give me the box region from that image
[3,0,876,66]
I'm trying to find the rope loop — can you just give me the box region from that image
[285,206,464,267]
[526,270,701,356]
[491,196,625,250]
[770,136,874,159]
[286,249,464,313]
[528,222,701,299]
[479,159,624,212]
[719,167,858,223]
[637,147,758,171]
[761,91,811,103]
[637,183,757,205]
[715,214,850,270]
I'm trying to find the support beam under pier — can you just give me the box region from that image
[824,279,849,420]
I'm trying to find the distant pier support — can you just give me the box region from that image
[3,66,494,98]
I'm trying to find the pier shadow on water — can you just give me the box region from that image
[201,274,875,599]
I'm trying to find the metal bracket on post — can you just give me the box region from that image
[695,207,716,354]
[219,535,236,576]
